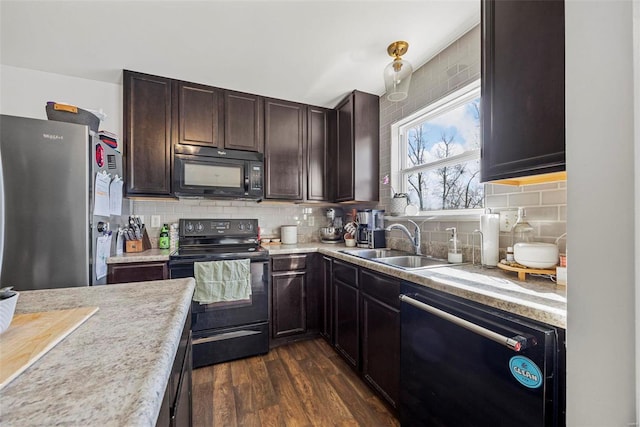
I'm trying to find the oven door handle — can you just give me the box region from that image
[399,294,529,352]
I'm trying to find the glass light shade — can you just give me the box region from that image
[384,58,413,101]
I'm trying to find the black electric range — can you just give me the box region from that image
[169,218,270,367]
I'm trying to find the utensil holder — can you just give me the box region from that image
[125,228,152,253]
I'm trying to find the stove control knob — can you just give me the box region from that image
[238,223,245,231]
[246,223,253,231]
[196,222,205,233]
[185,222,194,233]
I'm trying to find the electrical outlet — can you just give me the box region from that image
[151,215,161,228]
[499,210,518,232]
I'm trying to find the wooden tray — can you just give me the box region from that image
[497,262,556,281]
[0,306,99,390]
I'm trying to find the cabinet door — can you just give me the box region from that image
[481,0,565,182]
[334,279,359,369]
[335,95,354,202]
[123,70,173,196]
[272,272,307,338]
[321,256,333,343]
[176,81,223,148]
[264,99,306,200]
[362,294,400,408]
[224,90,263,152]
[307,107,331,201]
[107,262,168,284]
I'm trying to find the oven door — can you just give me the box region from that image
[170,258,269,331]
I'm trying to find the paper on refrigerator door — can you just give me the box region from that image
[93,171,111,217]
[109,176,123,216]
[95,234,112,280]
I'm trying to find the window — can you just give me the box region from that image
[390,80,483,214]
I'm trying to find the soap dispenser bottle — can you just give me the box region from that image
[446,227,463,263]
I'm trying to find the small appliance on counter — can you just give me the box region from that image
[320,208,344,243]
[356,209,386,248]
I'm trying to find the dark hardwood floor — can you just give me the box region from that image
[192,338,400,426]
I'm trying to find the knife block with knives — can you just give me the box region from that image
[123,216,152,253]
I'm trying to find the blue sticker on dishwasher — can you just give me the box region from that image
[509,356,543,389]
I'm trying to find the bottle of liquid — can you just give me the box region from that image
[511,207,534,246]
[159,224,170,249]
[446,227,463,263]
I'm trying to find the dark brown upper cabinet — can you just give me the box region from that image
[123,70,173,197]
[306,107,334,202]
[335,90,379,202]
[224,90,264,153]
[481,0,565,183]
[264,98,306,200]
[175,81,223,148]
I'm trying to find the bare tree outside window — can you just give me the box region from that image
[401,94,483,211]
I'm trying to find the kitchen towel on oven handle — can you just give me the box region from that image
[193,259,252,304]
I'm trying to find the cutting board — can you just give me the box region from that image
[0,306,99,390]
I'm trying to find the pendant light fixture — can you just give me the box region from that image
[384,41,413,102]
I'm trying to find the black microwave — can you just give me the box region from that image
[174,144,264,199]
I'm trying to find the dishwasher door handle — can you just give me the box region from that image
[399,294,528,352]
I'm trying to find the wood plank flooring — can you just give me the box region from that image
[192,338,400,427]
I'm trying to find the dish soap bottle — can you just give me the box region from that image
[159,224,170,249]
[511,207,534,246]
[446,227,463,263]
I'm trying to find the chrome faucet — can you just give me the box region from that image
[386,219,422,255]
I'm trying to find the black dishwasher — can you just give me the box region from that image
[399,281,565,427]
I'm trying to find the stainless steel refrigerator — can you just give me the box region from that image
[0,114,127,291]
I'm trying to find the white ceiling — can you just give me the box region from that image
[0,1,480,108]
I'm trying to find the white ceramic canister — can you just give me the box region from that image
[281,225,298,245]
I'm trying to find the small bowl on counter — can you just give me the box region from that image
[0,287,19,334]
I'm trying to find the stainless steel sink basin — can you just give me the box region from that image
[339,248,409,259]
[372,255,450,270]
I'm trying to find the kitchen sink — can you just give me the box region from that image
[339,248,409,259]
[371,255,450,270]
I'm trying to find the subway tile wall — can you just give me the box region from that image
[131,200,331,247]
[378,24,567,260]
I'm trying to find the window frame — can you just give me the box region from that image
[389,79,483,218]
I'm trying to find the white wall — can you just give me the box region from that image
[566,1,637,425]
[0,65,122,135]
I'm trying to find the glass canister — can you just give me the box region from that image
[511,207,534,245]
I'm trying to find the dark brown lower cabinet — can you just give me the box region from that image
[332,258,360,369]
[107,261,169,284]
[360,269,400,408]
[272,271,307,338]
[320,256,333,344]
[270,254,321,347]
[157,308,192,427]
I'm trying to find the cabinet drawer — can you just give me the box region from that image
[271,254,307,272]
[361,269,400,309]
[333,260,358,288]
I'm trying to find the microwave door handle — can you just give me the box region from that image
[244,176,250,193]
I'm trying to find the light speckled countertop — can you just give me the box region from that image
[106,242,566,328]
[269,243,567,329]
[107,248,172,264]
[0,278,195,427]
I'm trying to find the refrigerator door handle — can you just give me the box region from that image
[399,294,529,352]
[0,148,4,282]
